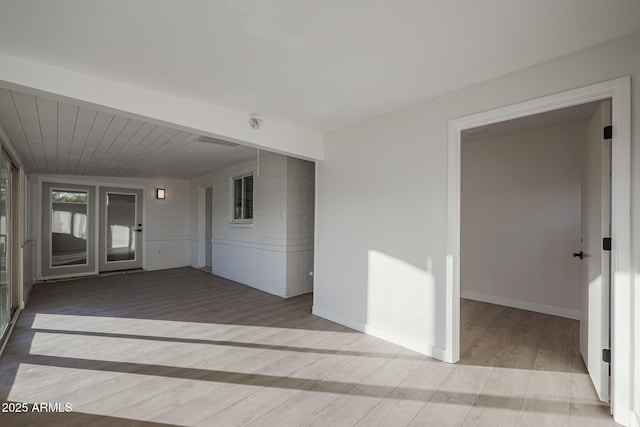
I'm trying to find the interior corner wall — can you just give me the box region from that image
[314,32,640,361]
[32,174,191,278]
[208,152,288,296]
[285,157,315,297]
[189,152,315,298]
[461,122,584,319]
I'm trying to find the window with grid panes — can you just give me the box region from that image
[232,174,253,222]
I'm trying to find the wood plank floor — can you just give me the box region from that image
[0,268,618,426]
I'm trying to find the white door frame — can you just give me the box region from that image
[446,76,631,425]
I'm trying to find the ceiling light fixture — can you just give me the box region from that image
[249,117,263,130]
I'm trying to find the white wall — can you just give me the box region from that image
[32,174,191,278]
[189,152,315,297]
[286,157,315,296]
[314,32,639,366]
[461,122,584,319]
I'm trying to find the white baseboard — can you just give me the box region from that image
[461,290,580,320]
[312,305,447,361]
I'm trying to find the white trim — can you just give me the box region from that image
[312,305,447,360]
[461,290,580,320]
[446,76,632,426]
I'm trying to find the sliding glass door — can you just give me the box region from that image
[0,153,10,337]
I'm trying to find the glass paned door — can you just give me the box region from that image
[0,153,10,337]
[51,190,88,266]
[41,182,96,278]
[99,187,143,272]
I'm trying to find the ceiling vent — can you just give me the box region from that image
[194,135,239,147]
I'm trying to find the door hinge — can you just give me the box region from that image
[603,237,611,251]
[603,125,612,140]
[602,349,611,363]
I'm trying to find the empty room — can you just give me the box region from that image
[0,2,639,426]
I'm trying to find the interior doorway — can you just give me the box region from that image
[458,99,610,401]
[446,77,631,424]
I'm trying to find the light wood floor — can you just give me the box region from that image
[0,268,617,426]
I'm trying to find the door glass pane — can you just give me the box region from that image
[51,190,88,266]
[0,154,9,336]
[107,193,136,262]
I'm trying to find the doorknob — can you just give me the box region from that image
[134,224,143,233]
[572,251,584,259]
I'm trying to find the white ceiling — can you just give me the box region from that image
[0,2,637,177]
[0,88,257,178]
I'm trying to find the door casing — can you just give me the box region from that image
[446,77,631,425]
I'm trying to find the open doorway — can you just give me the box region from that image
[459,99,609,401]
[446,77,631,424]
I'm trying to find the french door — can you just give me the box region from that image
[99,187,143,272]
[41,182,96,277]
[42,183,143,278]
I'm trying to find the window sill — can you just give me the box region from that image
[228,221,254,228]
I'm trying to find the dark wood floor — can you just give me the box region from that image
[0,268,617,426]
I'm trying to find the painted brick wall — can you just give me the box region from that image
[210,151,289,295]
[189,152,315,298]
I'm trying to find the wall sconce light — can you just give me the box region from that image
[156,188,166,200]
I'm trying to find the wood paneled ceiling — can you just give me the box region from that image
[0,88,257,179]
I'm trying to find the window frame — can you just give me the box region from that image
[230,173,254,224]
